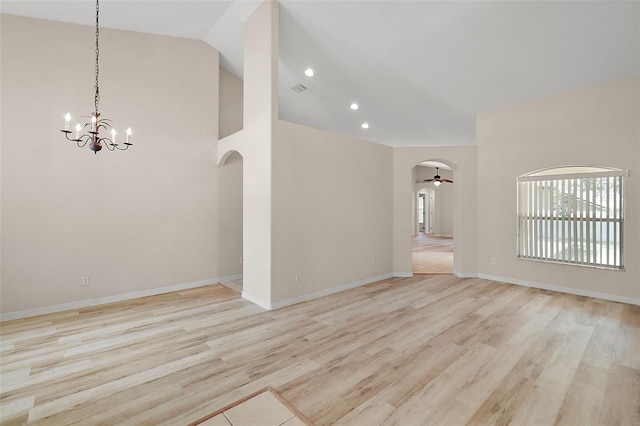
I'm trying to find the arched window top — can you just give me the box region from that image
[519,165,628,182]
[517,164,627,270]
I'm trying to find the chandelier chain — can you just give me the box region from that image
[94,0,100,115]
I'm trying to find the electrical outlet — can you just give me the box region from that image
[295,273,299,283]
[491,257,497,265]
[81,276,90,286]
[371,258,376,266]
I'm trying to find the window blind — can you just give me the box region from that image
[517,169,626,269]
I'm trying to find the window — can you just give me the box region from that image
[517,166,628,270]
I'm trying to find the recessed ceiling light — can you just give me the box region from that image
[304,68,314,77]
[350,103,359,110]
[361,123,369,129]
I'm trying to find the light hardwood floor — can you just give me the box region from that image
[1,276,639,425]
[412,233,454,274]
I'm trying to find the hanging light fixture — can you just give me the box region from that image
[423,167,453,186]
[60,0,132,154]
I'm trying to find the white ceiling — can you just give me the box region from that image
[2,0,638,147]
[419,161,451,171]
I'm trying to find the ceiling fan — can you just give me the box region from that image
[424,167,453,186]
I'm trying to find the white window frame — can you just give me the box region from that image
[517,166,628,270]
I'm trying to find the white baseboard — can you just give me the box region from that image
[0,274,243,322]
[241,291,270,310]
[6,270,634,321]
[219,274,243,283]
[268,273,394,311]
[454,271,477,279]
[389,270,639,306]
[476,273,640,306]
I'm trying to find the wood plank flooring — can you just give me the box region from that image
[412,233,453,274]
[1,276,639,425]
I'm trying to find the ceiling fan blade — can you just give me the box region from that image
[424,179,435,182]
[442,179,454,183]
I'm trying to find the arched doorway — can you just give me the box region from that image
[412,160,454,274]
[218,150,243,292]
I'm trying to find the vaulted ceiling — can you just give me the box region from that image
[2,0,638,147]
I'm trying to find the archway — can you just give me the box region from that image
[412,160,455,274]
[218,150,243,292]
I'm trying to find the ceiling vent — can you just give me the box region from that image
[291,83,307,93]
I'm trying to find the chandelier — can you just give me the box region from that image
[60,0,132,154]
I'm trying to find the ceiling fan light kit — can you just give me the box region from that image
[424,167,453,185]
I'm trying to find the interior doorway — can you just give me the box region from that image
[218,151,244,293]
[418,191,435,233]
[412,160,454,274]
[418,194,426,232]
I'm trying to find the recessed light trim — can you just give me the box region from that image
[304,68,314,77]
[361,122,369,129]
[350,103,359,110]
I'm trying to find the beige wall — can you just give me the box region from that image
[1,15,222,315]
[393,147,478,277]
[219,67,243,139]
[271,120,393,304]
[477,76,640,302]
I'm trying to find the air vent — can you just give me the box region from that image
[291,84,307,93]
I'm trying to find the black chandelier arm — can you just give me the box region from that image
[114,142,133,151]
[95,136,133,151]
[60,130,91,148]
[60,130,131,151]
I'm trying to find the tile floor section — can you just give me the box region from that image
[194,389,310,426]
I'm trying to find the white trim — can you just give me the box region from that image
[7,270,635,322]
[269,273,394,310]
[519,170,629,181]
[0,275,243,322]
[520,166,629,181]
[454,271,477,279]
[219,274,243,283]
[476,273,639,306]
[241,291,271,310]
